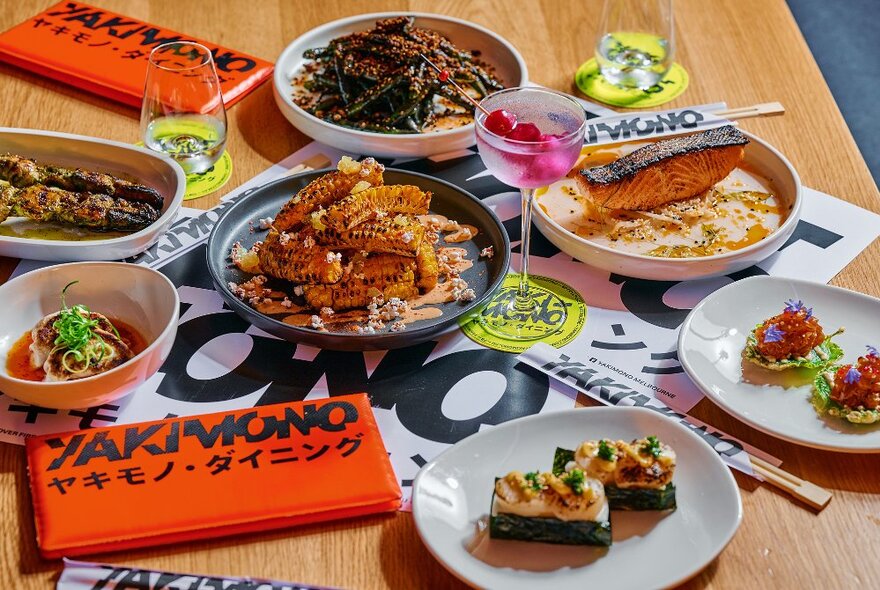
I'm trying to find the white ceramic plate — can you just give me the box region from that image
[533,131,802,280]
[0,262,179,409]
[412,406,741,590]
[273,12,528,158]
[0,128,185,262]
[679,276,880,452]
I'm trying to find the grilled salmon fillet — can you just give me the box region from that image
[576,125,749,211]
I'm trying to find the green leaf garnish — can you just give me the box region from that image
[744,324,844,370]
[561,468,586,495]
[523,471,543,493]
[50,281,114,374]
[597,439,617,462]
[812,367,880,425]
[641,435,662,458]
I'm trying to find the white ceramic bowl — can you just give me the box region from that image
[0,262,179,409]
[0,128,185,262]
[273,12,528,158]
[533,131,802,280]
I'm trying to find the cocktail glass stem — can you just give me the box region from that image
[515,187,537,310]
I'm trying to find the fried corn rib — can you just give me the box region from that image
[324,185,431,230]
[273,158,384,231]
[314,217,425,256]
[258,229,344,284]
[0,180,160,231]
[304,277,419,310]
[350,252,417,284]
[415,240,439,291]
[0,154,164,210]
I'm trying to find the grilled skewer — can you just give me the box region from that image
[0,154,164,210]
[0,180,160,232]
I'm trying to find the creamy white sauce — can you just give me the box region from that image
[536,142,788,258]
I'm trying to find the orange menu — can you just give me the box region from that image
[26,394,401,558]
[0,1,273,108]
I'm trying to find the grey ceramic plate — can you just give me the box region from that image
[207,168,510,351]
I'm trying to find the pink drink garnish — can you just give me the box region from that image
[485,109,518,135]
[506,122,542,141]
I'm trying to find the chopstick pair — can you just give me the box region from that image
[750,455,832,510]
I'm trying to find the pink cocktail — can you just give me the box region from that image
[475,87,586,341]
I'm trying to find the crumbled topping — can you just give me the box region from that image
[303,235,316,249]
[337,156,362,175]
[326,251,342,263]
[320,306,335,317]
[480,246,495,258]
[293,285,304,296]
[454,287,476,302]
[258,217,274,230]
[350,180,371,194]
[248,296,261,305]
[375,210,387,219]
[309,315,324,329]
[262,297,272,304]
[278,231,291,245]
[446,249,462,262]
[355,325,376,335]
[450,277,467,290]
[390,321,406,332]
[281,297,293,309]
[401,231,414,244]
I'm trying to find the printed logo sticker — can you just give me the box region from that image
[461,273,587,353]
[575,58,689,109]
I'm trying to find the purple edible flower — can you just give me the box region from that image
[844,366,862,385]
[763,324,785,344]
[784,299,804,313]
[867,345,879,358]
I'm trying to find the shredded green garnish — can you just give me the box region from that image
[523,471,543,492]
[50,281,114,374]
[562,468,586,495]
[640,435,662,458]
[597,439,617,461]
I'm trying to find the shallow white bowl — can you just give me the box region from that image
[273,12,528,158]
[0,128,185,262]
[533,131,802,280]
[412,406,742,590]
[679,275,880,452]
[0,262,179,409]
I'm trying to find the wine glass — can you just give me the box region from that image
[140,41,227,174]
[475,87,587,341]
[595,0,675,89]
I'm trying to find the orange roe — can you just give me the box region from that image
[755,307,825,359]
[831,354,880,410]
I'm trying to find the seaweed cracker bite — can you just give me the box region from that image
[489,469,612,546]
[743,299,843,370]
[553,436,677,511]
[813,345,880,424]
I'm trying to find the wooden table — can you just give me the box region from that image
[1,1,878,588]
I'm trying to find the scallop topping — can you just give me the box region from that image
[831,345,880,411]
[755,299,825,360]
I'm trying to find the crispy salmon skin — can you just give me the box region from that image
[577,125,749,211]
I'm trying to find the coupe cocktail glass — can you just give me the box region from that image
[475,87,586,340]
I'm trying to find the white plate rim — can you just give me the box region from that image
[412,405,743,589]
[0,127,185,249]
[272,11,529,143]
[678,275,880,453]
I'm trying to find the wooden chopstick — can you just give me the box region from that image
[713,101,785,120]
[749,455,832,510]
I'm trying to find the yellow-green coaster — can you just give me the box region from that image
[181,149,233,200]
[461,273,587,354]
[575,58,689,109]
[134,142,233,201]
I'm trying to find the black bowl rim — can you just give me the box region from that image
[205,167,511,345]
